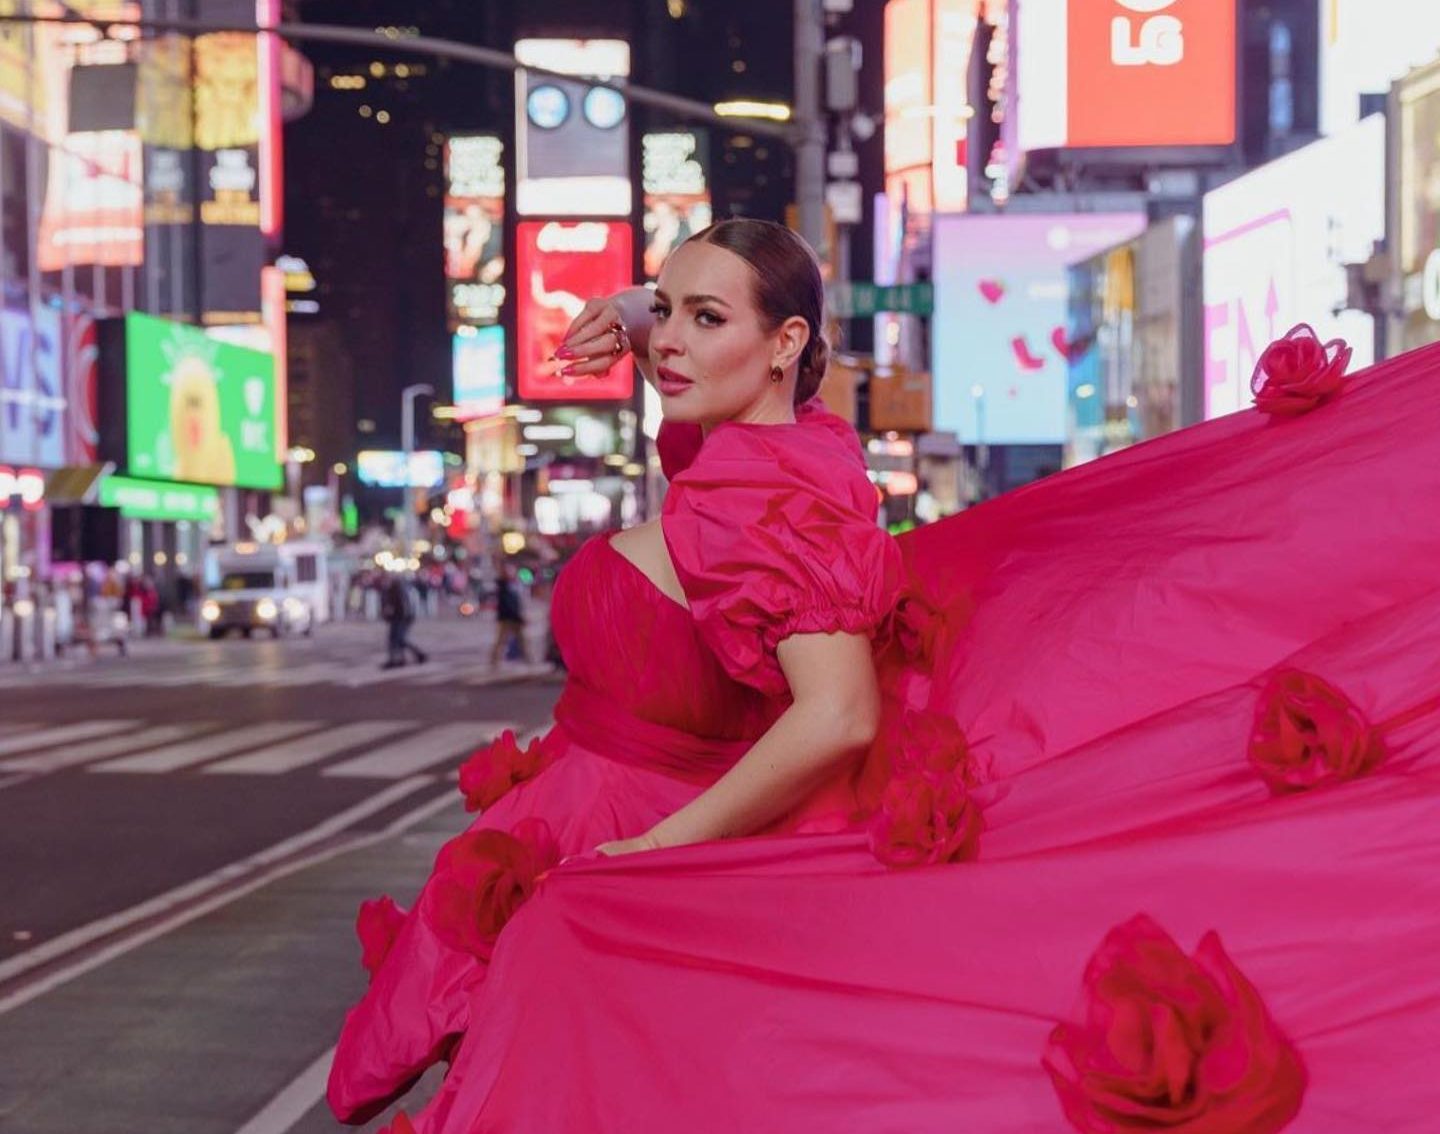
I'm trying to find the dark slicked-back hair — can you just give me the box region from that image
[689,219,829,403]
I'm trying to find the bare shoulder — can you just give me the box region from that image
[610,520,689,608]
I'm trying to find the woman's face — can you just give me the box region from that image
[649,240,806,426]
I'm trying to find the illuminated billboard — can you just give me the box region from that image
[36,129,145,270]
[642,131,712,280]
[453,325,506,421]
[99,475,220,523]
[0,304,69,467]
[1320,0,1440,134]
[516,221,634,402]
[99,312,282,490]
[194,22,266,323]
[29,5,146,269]
[444,134,507,327]
[1202,115,1383,419]
[932,212,1147,444]
[884,0,934,181]
[883,0,994,213]
[356,450,445,489]
[515,38,631,217]
[1016,0,1237,153]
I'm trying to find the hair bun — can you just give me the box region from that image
[796,334,829,404]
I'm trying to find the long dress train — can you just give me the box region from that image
[331,338,1440,1132]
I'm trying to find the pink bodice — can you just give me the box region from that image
[550,533,781,748]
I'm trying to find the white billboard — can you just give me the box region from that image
[1202,114,1383,419]
[1320,0,1440,134]
[514,39,631,217]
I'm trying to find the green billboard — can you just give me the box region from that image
[121,312,283,490]
[99,476,221,523]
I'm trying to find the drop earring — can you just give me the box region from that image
[770,365,784,383]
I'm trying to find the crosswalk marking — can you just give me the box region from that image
[204,721,418,775]
[322,721,511,779]
[92,721,321,774]
[0,660,543,690]
[0,717,549,780]
[0,723,212,774]
[0,720,138,758]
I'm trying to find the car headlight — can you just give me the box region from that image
[201,600,221,622]
[256,598,278,621]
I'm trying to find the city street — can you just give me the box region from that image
[0,613,559,1134]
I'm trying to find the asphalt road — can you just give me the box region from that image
[0,612,561,1134]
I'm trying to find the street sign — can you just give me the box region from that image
[829,281,933,318]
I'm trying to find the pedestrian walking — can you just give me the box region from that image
[489,562,529,667]
[380,573,427,669]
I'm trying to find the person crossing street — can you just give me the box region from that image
[380,573,428,669]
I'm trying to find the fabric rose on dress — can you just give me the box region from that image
[457,729,558,812]
[355,894,407,980]
[1249,668,1387,793]
[423,818,559,962]
[1250,324,1351,417]
[889,589,944,667]
[869,710,984,867]
[1045,914,1306,1134]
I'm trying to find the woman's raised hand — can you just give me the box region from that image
[553,296,631,378]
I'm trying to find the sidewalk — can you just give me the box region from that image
[0,603,555,680]
[0,792,462,1134]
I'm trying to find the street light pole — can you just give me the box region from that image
[400,383,434,557]
[793,0,827,252]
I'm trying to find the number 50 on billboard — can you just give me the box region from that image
[98,312,283,490]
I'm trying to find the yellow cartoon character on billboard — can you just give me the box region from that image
[167,351,236,485]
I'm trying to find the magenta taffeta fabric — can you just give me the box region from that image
[333,343,1440,1131]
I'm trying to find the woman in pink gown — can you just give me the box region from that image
[330,221,1440,1133]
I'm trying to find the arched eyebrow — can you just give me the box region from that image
[653,289,732,309]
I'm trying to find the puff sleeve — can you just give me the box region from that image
[661,417,904,698]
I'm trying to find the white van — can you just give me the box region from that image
[201,541,330,639]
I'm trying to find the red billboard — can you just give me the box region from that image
[516,221,634,402]
[1017,0,1236,152]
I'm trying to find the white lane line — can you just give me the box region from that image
[322,720,509,779]
[343,664,435,687]
[204,721,418,775]
[91,721,320,774]
[0,723,214,774]
[234,1045,336,1134]
[0,720,139,757]
[251,661,349,687]
[0,776,439,1005]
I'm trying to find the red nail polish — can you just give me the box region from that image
[554,345,576,360]
[560,365,576,377]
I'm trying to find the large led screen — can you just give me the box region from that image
[514,39,630,217]
[101,312,282,489]
[1016,0,1236,152]
[1202,115,1383,419]
[932,212,1147,444]
[453,325,506,421]
[516,221,633,402]
[1320,0,1440,134]
[444,134,506,328]
[642,131,711,281]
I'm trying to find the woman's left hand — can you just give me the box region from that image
[594,830,664,857]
